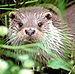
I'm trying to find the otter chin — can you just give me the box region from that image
[7,7,74,66]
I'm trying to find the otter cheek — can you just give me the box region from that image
[17,29,25,38]
[17,31,23,38]
[35,30,43,40]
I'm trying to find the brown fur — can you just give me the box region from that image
[7,7,74,66]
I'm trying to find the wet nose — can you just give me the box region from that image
[25,29,35,36]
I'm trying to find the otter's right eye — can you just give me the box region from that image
[18,23,23,28]
[38,22,43,27]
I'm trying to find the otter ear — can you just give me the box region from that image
[9,12,16,19]
[44,12,52,20]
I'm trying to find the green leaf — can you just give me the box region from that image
[5,15,7,27]
[0,8,16,10]
[0,40,4,44]
[0,4,16,7]
[48,58,71,71]
[0,26,8,36]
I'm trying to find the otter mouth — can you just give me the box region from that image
[24,38,36,45]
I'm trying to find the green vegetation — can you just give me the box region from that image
[0,0,75,74]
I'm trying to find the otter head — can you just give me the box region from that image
[8,7,53,46]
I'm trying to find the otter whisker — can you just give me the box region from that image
[11,37,19,46]
[6,36,17,45]
[8,32,17,38]
[12,26,18,31]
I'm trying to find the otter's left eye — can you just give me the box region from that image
[18,23,23,28]
[38,22,43,27]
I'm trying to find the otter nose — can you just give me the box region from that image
[25,29,35,36]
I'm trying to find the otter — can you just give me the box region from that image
[7,7,74,66]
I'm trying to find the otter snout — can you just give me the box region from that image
[25,29,35,36]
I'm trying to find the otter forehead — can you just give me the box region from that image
[17,7,50,14]
[15,7,52,21]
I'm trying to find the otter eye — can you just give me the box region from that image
[18,23,23,28]
[38,22,43,27]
